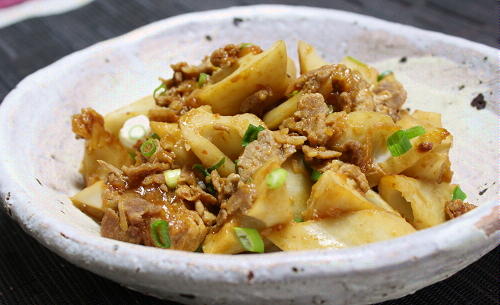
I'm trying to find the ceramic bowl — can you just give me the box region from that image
[0,5,498,305]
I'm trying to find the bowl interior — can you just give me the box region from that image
[1,5,498,262]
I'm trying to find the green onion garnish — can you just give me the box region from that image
[193,164,209,177]
[242,124,265,147]
[404,126,426,139]
[150,219,171,248]
[207,157,225,172]
[346,56,367,68]
[294,217,304,223]
[377,70,393,82]
[452,186,467,201]
[240,43,253,49]
[266,168,288,189]
[140,139,157,157]
[234,227,264,253]
[151,133,160,140]
[164,169,181,189]
[387,126,426,157]
[198,73,209,87]
[128,125,147,140]
[153,83,167,98]
[288,90,299,97]
[387,130,412,157]
[193,157,225,177]
[311,169,322,182]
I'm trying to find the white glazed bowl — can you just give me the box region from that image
[0,5,498,305]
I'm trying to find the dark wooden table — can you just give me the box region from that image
[0,1,498,304]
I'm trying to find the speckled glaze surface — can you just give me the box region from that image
[0,5,498,305]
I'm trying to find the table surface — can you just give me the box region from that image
[0,0,498,304]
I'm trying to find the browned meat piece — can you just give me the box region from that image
[209,44,262,68]
[238,130,296,181]
[302,145,341,160]
[211,171,241,203]
[71,107,104,139]
[142,173,165,186]
[122,196,162,225]
[122,162,171,186]
[165,201,208,251]
[281,93,344,147]
[175,184,218,206]
[210,44,241,68]
[101,208,144,244]
[72,108,131,186]
[337,140,372,173]
[273,129,307,146]
[445,200,476,219]
[215,182,256,229]
[148,107,179,123]
[194,200,217,226]
[373,75,407,120]
[293,64,375,113]
[170,60,214,79]
[320,160,370,193]
[239,86,273,115]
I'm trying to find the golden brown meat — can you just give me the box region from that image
[445,200,476,219]
[71,108,131,186]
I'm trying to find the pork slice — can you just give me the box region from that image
[237,130,296,181]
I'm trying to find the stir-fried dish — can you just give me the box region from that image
[71,41,476,253]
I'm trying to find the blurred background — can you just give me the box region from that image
[0,1,497,305]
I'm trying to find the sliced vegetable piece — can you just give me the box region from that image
[234,227,265,253]
[164,169,181,189]
[119,115,151,149]
[452,186,467,201]
[198,73,209,87]
[242,124,265,146]
[266,168,288,189]
[387,130,412,157]
[150,219,171,248]
[140,139,157,157]
[404,126,426,139]
[377,70,393,82]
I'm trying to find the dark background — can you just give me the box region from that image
[0,0,498,304]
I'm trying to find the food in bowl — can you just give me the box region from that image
[70,41,476,254]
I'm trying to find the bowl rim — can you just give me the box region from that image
[0,4,498,284]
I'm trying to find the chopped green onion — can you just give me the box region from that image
[240,43,253,49]
[345,56,367,68]
[198,73,209,87]
[288,90,299,97]
[150,133,160,140]
[387,130,412,157]
[294,217,304,223]
[140,139,157,157]
[452,186,467,201]
[205,183,216,195]
[266,168,288,189]
[207,157,225,172]
[193,164,209,177]
[164,169,181,189]
[128,125,147,140]
[242,124,265,147]
[404,126,426,139]
[234,227,264,253]
[153,83,167,98]
[311,169,322,182]
[150,219,171,248]
[377,70,393,82]
[193,158,225,177]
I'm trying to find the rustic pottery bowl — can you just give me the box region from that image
[0,5,498,305]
